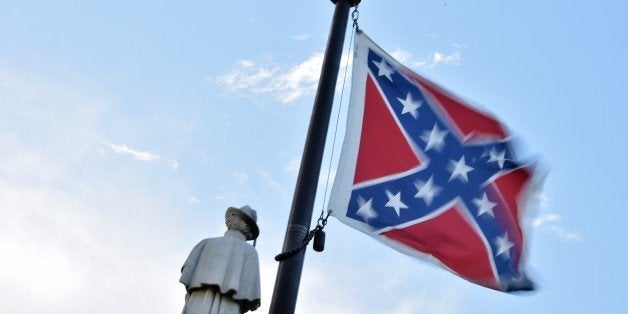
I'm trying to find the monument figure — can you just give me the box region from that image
[180,205,261,314]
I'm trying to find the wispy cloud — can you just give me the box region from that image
[109,143,160,161]
[231,169,249,185]
[271,53,323,103]
[214,53,327,104]
[390,48,412,63]
[213,50,356,104]
[386,45,463,69]
[531,213,583,241]
[414,51,462,68]
[212,193,225,200]
[258,169,283,192]
[452,42,467,49]
[215,59,277,94]
[187,196,200,205]
[550,225,582,241]
[531,213,561,227]
[107,143,178,170]
[528,194,582,242]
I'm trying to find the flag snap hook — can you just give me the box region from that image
[351,6,360,30]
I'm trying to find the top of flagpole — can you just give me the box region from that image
[331,0,361,6]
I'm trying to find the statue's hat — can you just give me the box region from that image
[226,205,259,240]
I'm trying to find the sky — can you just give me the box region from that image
[0,0,626,313]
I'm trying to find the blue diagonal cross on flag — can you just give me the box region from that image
[329,31,538,292]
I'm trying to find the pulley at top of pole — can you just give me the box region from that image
[331,0,361,6]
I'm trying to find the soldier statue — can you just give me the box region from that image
[180,205,261,313]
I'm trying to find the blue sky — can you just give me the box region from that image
[1,0,626,313]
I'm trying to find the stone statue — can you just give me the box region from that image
[180,205,261,314]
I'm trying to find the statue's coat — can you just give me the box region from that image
[180,231,261,313]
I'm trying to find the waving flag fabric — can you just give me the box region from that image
[328,31,537,292]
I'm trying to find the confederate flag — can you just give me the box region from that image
[328,31,538,292]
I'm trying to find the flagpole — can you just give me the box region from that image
[269,0,360,313]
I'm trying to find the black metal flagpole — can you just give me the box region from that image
[269,0,360,313]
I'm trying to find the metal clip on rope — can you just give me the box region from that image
[351,6,360,31]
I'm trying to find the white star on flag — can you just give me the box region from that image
[494,232,515,258]
[356,196,377,222]
[414,176,442,206]
[397,92,422,119]
[448,156,474,183]
[420,123,448,152]
[472,192,497,217]
[372,59,394,81]
[488,148,507,169]
[385,190,409,216]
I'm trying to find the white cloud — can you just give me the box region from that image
[108,143,161,161]
[452,42,467,49]
[373,45,464,70]
[270,53,324,103]
[216,60,278,93]
[212,194,225,200]
[414,51,462,68]
[107,143,179,170]
[213,50,356,104]
[187,196,200,205]
[531,213,561,227]
[258,169,283,192]
[390,48,412,63]
[551,225,582,241]
[528,195,582,242]
[215,53,324,104]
